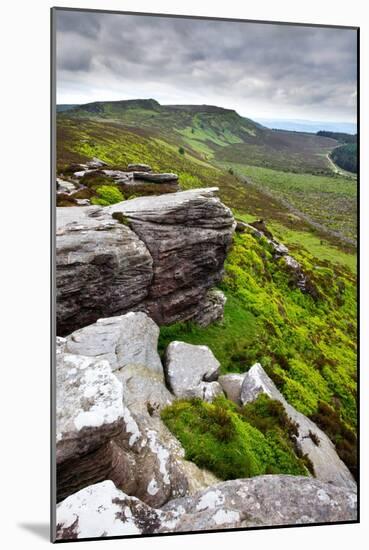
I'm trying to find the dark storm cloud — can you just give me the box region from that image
[55,10,357,121]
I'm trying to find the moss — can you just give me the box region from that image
[90,185,124,206]
[161,396,308,480]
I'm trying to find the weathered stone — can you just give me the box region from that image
[56,207,153,335]
[60,316,218,506]
[101,169,133,183]
[282,255,318,298]
[75,198,91,206]
[193,289,227,327]
[55,476,357,539]
[109,188,236,325]
[57,440,137,503]
[73,169,95,178]
[269,239,289,256]
[114,364,216,506]
[163,475,357,531]
[235,220,263,238]
[86,157,108,168]
[218,373,246,403]
[240,363,356,490]
[164,341,222,401]
[133,172,178,182]
[57,178,77,193]
[57,188,235,334]
[56,352,124,465]
[128,163,152,172]
[55,480,178,540]
[65,313,163,377]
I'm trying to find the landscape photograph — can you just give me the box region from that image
[53,8,358,542]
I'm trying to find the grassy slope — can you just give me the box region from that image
[159,229,357,476]
[220,163,357,243]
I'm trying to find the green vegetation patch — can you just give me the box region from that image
[161,395,309,480]
[159,229,357,476]
[221,163,357,242]
[90,185,124,206]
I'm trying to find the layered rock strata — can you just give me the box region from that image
[56,188,235,335]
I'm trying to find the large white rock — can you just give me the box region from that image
[56,352,124,465]
[55,480,176,540]
[240,363,356,490]
[164,341,223,401]
[55,476,357,540]
[65,312,163,377]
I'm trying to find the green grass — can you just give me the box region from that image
[267,222,357,273]
[159,295,257,370]
[159,228,357,476]
[222,163,357,242]
[90,185,124,206]
[161,395,309,480]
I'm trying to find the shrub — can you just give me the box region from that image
[178,146,185,155]
[161,396,308,480]
[91,185,124,206]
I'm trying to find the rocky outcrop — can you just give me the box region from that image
[109,188,235,326]
[56,349,124,465]
[56,188,235,335]
[56,206,153,335]
[64,313,163,376]
[57,178,77,193]
[55,476,357,539]
[164,341,223,401]
[193,289,227,327]
[132,172,178,183]
[240,363,356,490]
[57,313,219,506]
[127,163,152,172]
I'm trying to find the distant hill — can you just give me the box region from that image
[56,104,79,113]
[256,118,356,135]
[58,98,339,175]
[316,131,357,144]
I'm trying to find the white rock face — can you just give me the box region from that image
[164,341,223,401]
[65,312,163,377]
[240,363,356,490]
[55,476,357,540]
[55,480,175,539]
[56,352,124,465]
[56,178,76,193]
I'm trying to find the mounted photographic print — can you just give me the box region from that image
[51,7,359,542]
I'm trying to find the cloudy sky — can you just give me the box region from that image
[55,10,357,123]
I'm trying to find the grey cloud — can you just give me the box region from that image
[55,10,357,121]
